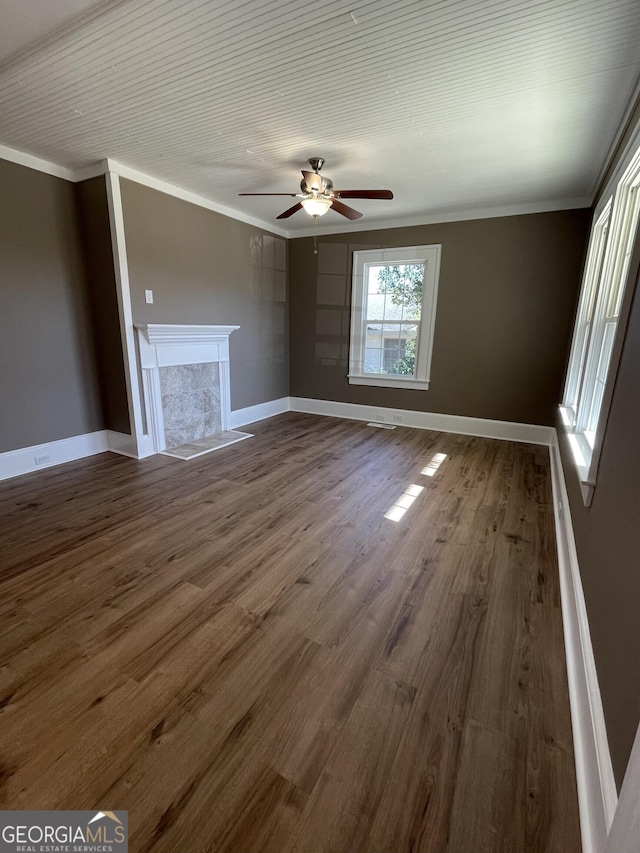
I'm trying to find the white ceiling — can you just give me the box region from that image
[1,0,640,236]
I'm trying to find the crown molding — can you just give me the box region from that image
[72,159,111,182]
[0,144,590,237]
[591,72,640,206]
[285,196,592,239]
[0,143,76,181]
[0,146,288,237]
[102,158,290,238]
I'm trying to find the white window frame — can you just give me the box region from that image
[348,245,441,390]
[561,143,640,505]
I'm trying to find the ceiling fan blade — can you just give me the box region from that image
[302,170,323,192]
[276,202,303,219]
[333,189,394,199]
[330,199,362,220]
[238,192,298,196]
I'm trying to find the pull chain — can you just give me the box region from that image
[313,214,318,254]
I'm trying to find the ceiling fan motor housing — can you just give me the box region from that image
[301,174,333,195]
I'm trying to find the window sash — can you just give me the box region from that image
[563,203,611,422]
[575,181,640,436]
[364,324,419,377]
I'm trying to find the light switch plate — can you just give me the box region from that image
[145,289,153,304]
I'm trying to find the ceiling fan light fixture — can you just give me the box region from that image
[301,197,332,216]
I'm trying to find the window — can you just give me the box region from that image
[349,245,441,390]
[561,144,640,504]
[562,202,611,428]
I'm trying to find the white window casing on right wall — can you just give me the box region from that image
[561,143,640,505]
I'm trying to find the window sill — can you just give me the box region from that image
[348,374,430,390]
[559,406,596,506]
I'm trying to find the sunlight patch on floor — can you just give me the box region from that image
[421,452,447,477]
[384,483,424,522]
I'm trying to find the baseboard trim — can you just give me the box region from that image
[0,398,291,480]
[604,722,640,853]
[230,397,290,429]
[288,397,555,445]
[549,434,617,853]
[0,431,109,481]
[106,430,140,458]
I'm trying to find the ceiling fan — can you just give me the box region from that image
[239,157,393,220]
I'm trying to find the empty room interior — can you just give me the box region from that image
[1,1,640,851]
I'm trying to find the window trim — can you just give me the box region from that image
[560,145,640,505]
[348,245,441,390]
[562,201,612,429]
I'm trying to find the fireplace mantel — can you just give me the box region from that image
[137,324,240,348]
[136,323,239,368]
[135,324,239,454]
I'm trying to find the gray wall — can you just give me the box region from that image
[556,270,640,789]
[0,159,103,453]
[289,210,590,426]
[75,176,130,434]
[557,101,640,786]
[120,180,288,412]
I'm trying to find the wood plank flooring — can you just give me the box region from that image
[0,413,581,852]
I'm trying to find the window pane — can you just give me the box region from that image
[609,186,640,319]
[367,265,384,293]
[586,222,608,321]
[383,335,404,374]
[364,347,383,373]
[381,323,419,375]
[587,320,617,434]
[367,264,425,325]
[365,293,386,320]
[575,322,591,394]
[365,326,383,348]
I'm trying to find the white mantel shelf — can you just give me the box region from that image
[136,324,240,346]
[135,324,239,370]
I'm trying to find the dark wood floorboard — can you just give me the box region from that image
[0,413,581,852]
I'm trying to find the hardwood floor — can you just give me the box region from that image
[0,413,581,852]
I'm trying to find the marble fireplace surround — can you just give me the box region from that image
[135,324,239,454]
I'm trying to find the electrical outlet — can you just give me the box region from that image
[393,414,404,422]
[375,413,386,422]
[34,454,50,466]
[145,289,154,304]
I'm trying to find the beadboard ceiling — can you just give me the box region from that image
[1,0,640,236]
